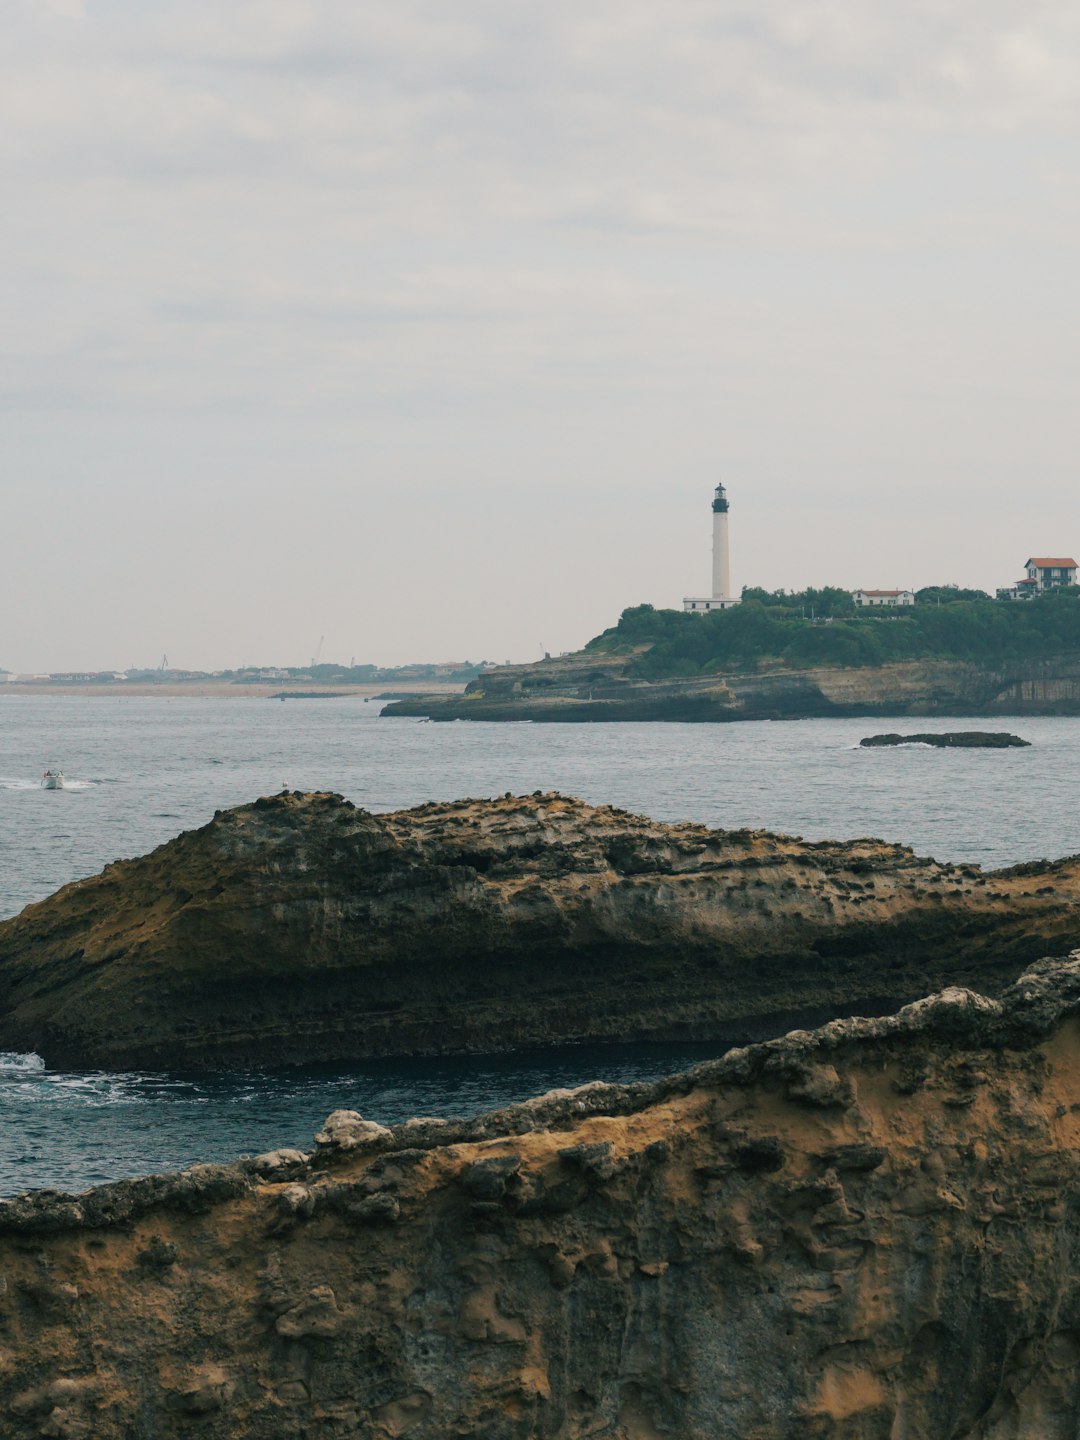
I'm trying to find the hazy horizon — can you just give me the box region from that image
[1,570,1071,678]
[4,1,1079,672]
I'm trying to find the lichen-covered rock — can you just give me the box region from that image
[249,1147,308,1176]
[2,791,1080,1069]
[3,957,1080,1435]
[313,1110,393,1151]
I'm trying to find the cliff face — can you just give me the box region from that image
[381,652,1080,721]
[2,792,1080,1070]
[5,957,1080,1438]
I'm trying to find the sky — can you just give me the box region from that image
[3,0,1079,671]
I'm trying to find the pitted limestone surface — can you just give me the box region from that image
[4,958,1080,1436]
[2,792,1080,1068]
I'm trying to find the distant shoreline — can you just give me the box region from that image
[0,680,467,700]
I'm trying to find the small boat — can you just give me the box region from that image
[41,770,65,790]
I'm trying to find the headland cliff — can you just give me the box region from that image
[2,791,1079,1069]
[5,957,1080,1436]
[381,650,1080,722]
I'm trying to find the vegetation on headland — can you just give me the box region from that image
[586,587,1080,680]
[737,584,995,617]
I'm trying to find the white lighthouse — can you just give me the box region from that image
[683,481,740,613]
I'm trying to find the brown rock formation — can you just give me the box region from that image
[5,956,1080,1436]
[1,792,1080,1070]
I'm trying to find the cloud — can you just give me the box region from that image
[2,0,1079,666]
[7,4,1080,217]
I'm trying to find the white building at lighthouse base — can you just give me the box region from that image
[682,595,740,612]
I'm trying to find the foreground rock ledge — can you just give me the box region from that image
[5,957,1080,1437]
[2,791,1080,1069]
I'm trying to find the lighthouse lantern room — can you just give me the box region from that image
[683,481,740,613]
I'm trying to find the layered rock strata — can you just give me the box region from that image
[382,652,1080,721]
[1,792,1080,1070]
[5,958,1080,1436]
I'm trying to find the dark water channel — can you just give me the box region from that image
[1,1044,721,1197]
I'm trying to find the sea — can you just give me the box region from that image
[2,695,1079,1197]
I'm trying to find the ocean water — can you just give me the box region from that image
[0,1045,710,1196]
[2,696,1079,1195]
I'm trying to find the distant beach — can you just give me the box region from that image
[0,680,464,700]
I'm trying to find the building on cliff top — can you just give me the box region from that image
[998,556,1078,601]
[683,482,740,613]
[853,589,916,608]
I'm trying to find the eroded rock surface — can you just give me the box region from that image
[2,792,1080,1069]
[5,958,1080,1436]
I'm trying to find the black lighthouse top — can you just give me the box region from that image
[711,482,729,514]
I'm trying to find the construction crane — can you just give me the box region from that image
[310,636,325,669]
[158,654,168,672]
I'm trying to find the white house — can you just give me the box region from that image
[853,589,915,608]
[998,556,1077,601]
[1023,557,1077,589]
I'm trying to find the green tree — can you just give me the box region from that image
[915,585,993,605]
[583,590,1080,679]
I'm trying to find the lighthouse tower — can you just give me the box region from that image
[683,481,740,613]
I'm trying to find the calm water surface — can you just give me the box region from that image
[2,696,1078,1194]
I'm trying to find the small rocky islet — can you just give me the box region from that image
[5,792,1080,1436]
[860,730,1032,748]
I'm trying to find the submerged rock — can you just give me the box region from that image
[1,791,1080,1069]
[860,731,1031,748]
[3,957,1080,1435]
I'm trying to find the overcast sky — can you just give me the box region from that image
[4,0,1079,670]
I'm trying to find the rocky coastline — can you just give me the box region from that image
[381,651,1080,722]
[2,791,1080,1071]
[5,956,1080,1436]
